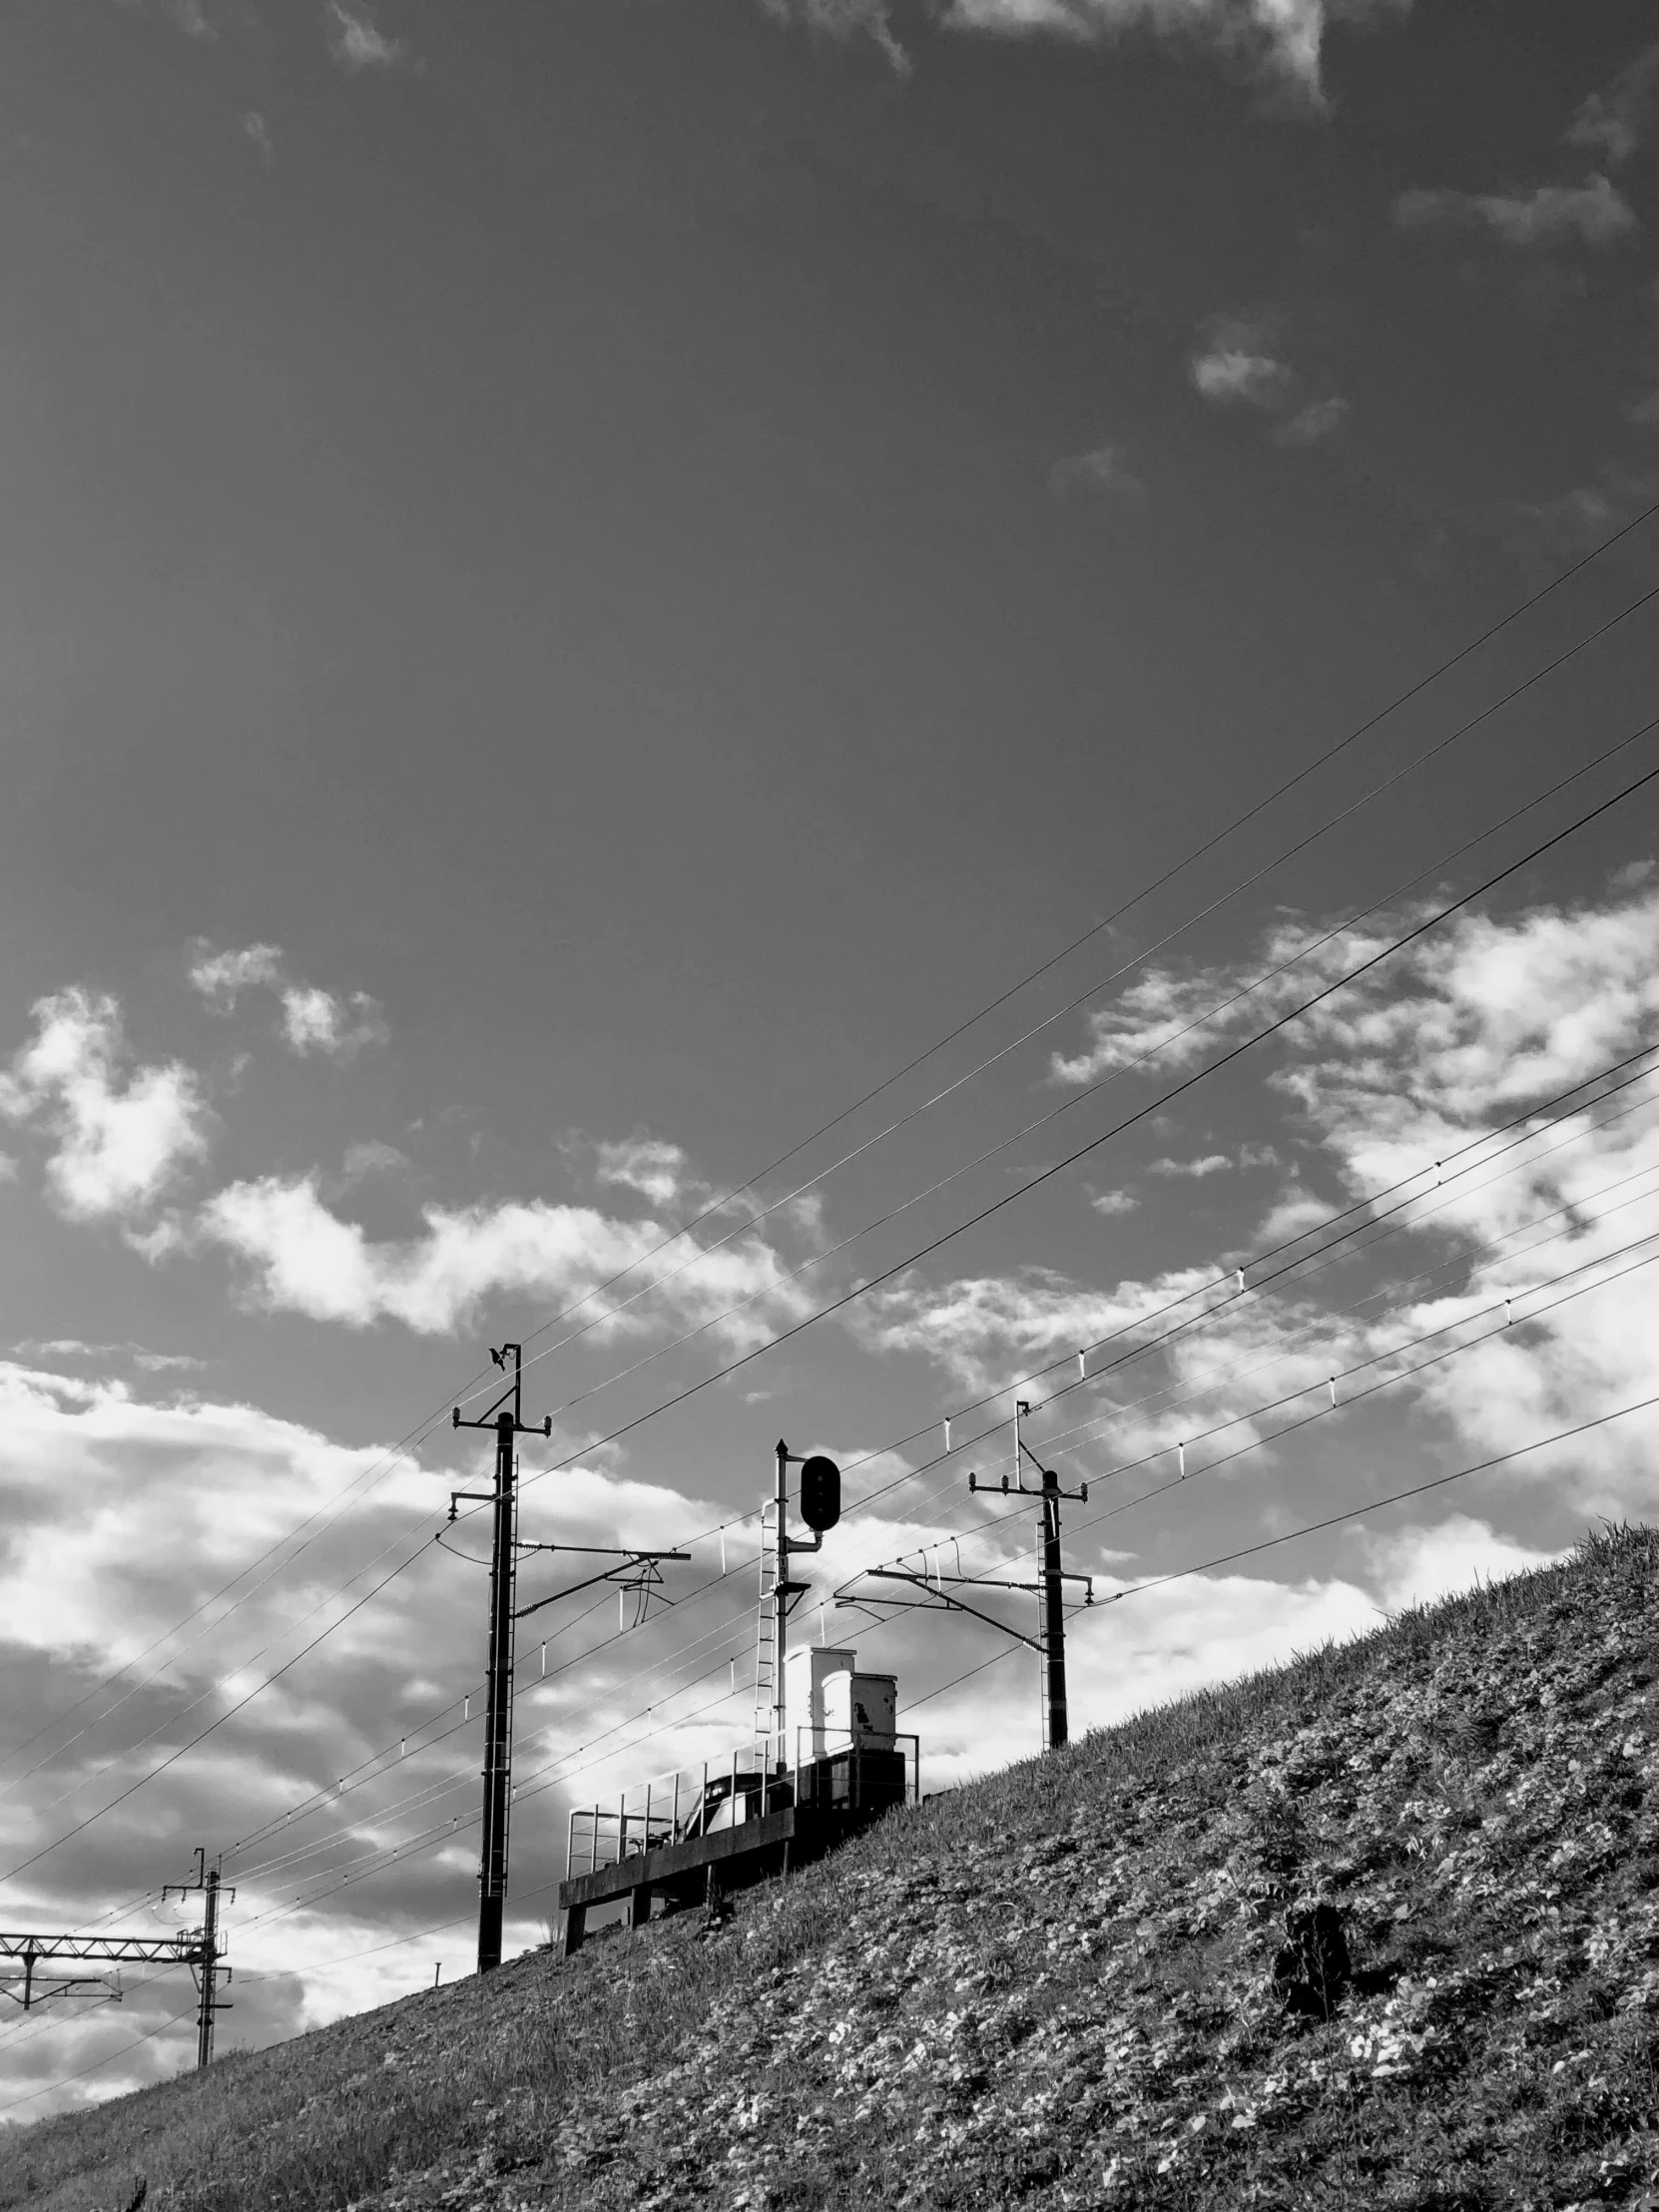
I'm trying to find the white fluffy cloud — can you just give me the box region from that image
[1566,41,1659,171]
[1272,393,1350,447]
[765,0,1405,99]
[0,989,210,1222]
[188,942,284,1007]
[0,1346,736,2106]
[324,0,407,71]
[190,942,388,1062]
[279,984,389,1061]
[944,0,1402,98]
[594,1138,695,1210]
[854,1261,1219,1396]
[195,1174,818,1347]
[1393,174,1638,250]
[1191,316,1296,408]
[1038,875,1659,1508]
[1189,313,1347,444]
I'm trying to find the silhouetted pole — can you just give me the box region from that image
[1040,1468,1068,1751]
[452,1343,551,1975]
[161,1845,234,2065]
[198,1867,222,2068]
[479,1406,517,1973]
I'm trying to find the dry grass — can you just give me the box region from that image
[6,1526,1659,2209]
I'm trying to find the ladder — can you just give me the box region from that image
[754,1498,780,1763]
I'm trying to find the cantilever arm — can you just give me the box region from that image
[840,1570,1044,1652]
[513,1550,691,1622]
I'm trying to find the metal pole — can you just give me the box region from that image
[775,1438,789,1773]
[477,1407,516,1973]
[198,1868,221,2068]
[1040,1469,1068,1751]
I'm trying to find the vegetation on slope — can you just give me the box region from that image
[8,1525,1659,2209]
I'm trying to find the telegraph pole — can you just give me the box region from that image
[844,1400,1090,1755]
[161,1847,234,2066]
[451,1344,550,1975]
[1039,1465,1069,1751]
[1000,1399,1087,1752]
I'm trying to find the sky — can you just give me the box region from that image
[4,0,1659,2117]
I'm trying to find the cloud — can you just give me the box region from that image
[194,1174,817,1346]
[280,985,389,1062]
[1392,174,1638,250]
[1565,41,1659,170]
[1057,873,1659,1506]
[1149,1153,1232,1178]
[0,1347,740,2102]
[762,0,911,74]
[242,111,275,164]
[594,1139,694,1211]
[854,1262,1218,1395]
[1511,467,1659,560]
[338,1140,410,1184]
[189,943,284,1010]
[1188,314,1347,446]
[1271,393,1350,446]
[0,990,210,1223]
[11,1339,203,1372]
[323,0,407,70]
[1091,1189,1139,1217]
[939,0,1407,103]
[1048,443,1147,504]
[190,943,388,1063]
[1190,316,1296,409]
[1359,1513,1562,1613]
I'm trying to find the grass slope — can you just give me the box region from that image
[8,1526,1659,2210]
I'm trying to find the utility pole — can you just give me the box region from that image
[1038,1464,1069,1750]
[451,1344,550,1975]
[840,1401,1090,1755]
[161,1847,235,2066]
[976,1401,1088,1752]
[444,1344,689,1975]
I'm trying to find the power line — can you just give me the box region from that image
[820,1037,1659,1526]
[11,523,1655,1851]
[899,1389,1659,1720]
[491,501,1659,1385]
[13,676,1656,1855]
[481,684,1659,1438]
[253,1228,1659,1922]
[237,1112,1659,1872]
[848,1220,1659,1601]
[492,753,1659,1498]
[22,1009,1657,1903]
[14,735,1659,1912]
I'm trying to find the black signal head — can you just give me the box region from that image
[799,1452,841,1532]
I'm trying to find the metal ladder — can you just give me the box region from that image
[754,1497,779,1762]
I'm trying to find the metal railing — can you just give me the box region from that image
[565,1731,920,1883]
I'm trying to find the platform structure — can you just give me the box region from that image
[559,1729,918,1952]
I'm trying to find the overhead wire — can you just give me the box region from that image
[44,1023,1659,1897]
[896,1390,1659,1719]
[482,504,1659,1390]
[15,639,1659,1954]
[13,601,1658,1862]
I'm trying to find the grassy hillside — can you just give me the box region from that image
[8,1525,1659,2210]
